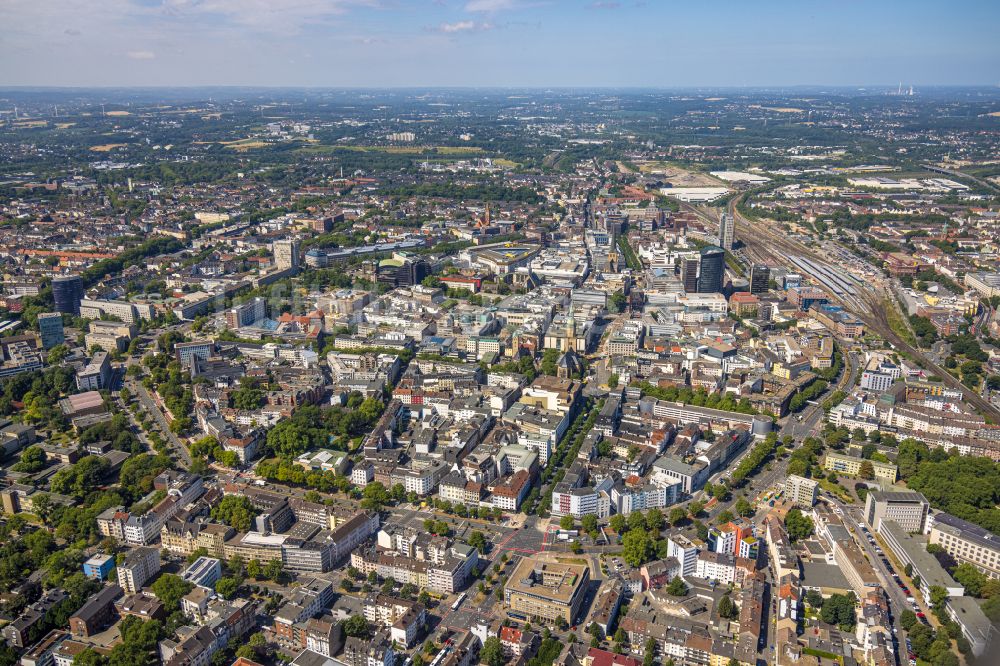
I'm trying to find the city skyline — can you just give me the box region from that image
[2,0,999,88]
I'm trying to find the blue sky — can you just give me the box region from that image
[1,0,998,87]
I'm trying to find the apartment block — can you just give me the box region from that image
[784,475,818,508]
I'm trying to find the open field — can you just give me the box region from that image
[89,143,128,151]
[636,161,724,187]
[751,105,806,113]
[224,140,269,151]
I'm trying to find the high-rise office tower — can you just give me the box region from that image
[719,212,734,251]
[681,256,700,293]
[272,239,301,271]
[51,275,83,315]
[749,264,770,295]
[697,246,726,294]
[37,312,65,349]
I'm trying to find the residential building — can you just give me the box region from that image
[117,547,161,594]
[273,239,301,271]
[825,452,898,483]
[182,557,222,589]
[784,475,818,508]
[945,596,994,657]
[697,246,725,294]
[69,585,122,638]
[76,352,111,391]
[51,276,83,315]
[363,594,427,648]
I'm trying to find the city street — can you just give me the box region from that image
[829,497,911,664]
[131,379,192,467]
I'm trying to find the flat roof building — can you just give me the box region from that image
[880,520,963,604]
[504,556,590,625]
[785,475,818,508]
[930,512,1000,580]
[865,490,929,534]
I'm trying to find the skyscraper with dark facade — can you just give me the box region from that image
[697,246,726,294]
[749,264,770,295]
[52,275,83,315]
[681,257,700,293]
[376,257,431,288]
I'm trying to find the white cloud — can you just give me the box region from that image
[439,20,493,33]
[127,50,156,59]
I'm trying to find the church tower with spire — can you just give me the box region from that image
[565,303,576,350]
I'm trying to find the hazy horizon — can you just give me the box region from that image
[2,0,998,88]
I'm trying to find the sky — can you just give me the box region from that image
[1,0,999,88]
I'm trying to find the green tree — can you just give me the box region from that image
[214,577,239,599]
[559,515,575,531]
[344,615,369,638]
[231,383,264,411]
[666,576,688,597]
[12,446,47,473]
[361,482,389,510]
[643,638,656,666]
[210,495,258,531]
[952,563,987,597]
[929,585,949,612]
[784,508,815,542]
[150,574,193,613]
[468,530,487,553]
[669,507,687,526]
[247,559,262,579]
[481,637,504,666]
[820,592,857,631]
[264,559,283,582]
[622,530,652,567]
[718,594,736,619]
[609,514,627,533]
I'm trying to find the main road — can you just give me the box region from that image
[828,496,910,665]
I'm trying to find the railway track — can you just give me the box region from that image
[728,193,1000,422]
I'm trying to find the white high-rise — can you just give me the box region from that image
[273,239,301,270]
[719,212,734,250]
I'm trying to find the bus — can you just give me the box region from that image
[451,592,467,611]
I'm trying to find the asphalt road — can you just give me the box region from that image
[829,497,911,665]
